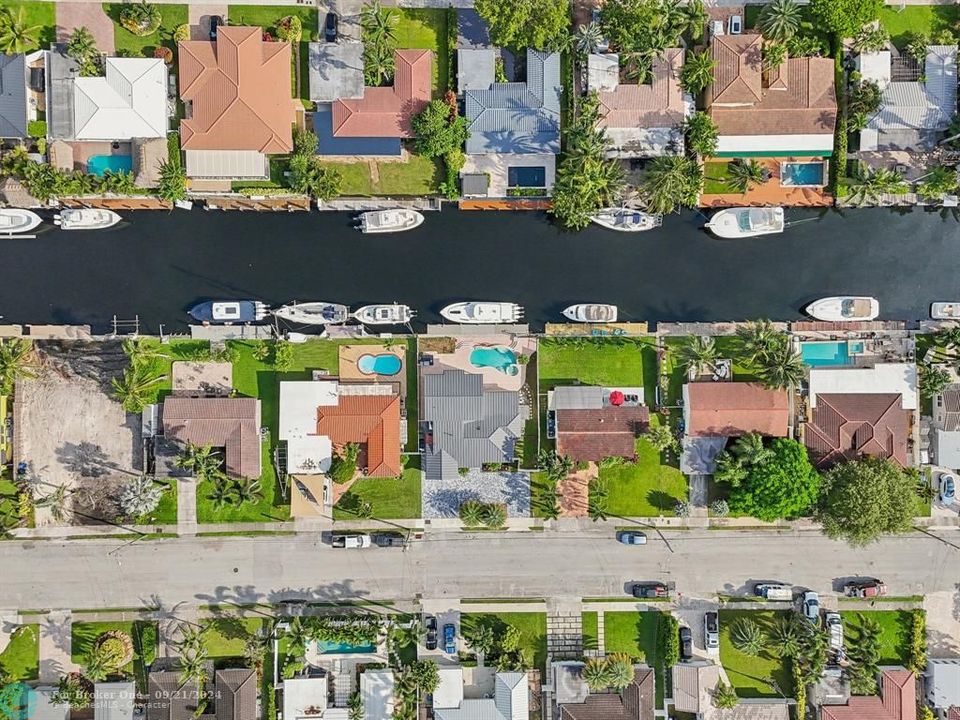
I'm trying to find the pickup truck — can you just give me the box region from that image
[843,580,887,598]
[825,612,843,652]
[753,583,794,601]
[331,534,372,549]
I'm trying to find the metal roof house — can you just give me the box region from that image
[0,54,28,139]
[434,668,528,720]
[421,369,527,480]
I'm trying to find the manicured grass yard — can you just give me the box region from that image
[136,477,178,525]
[333,456,423,519]
[394,8,449,96]
[72,621,157,690]
[719,610,794,698]
[0,625,39,681]
[136,338,212,406]
[0,477,26,530]
[840,611,913,665]
[599,438,687,517]
[582,611,598,651]
[3,2,57,51]
[461,612,547,672]
[320,155,442,197]
[603,611,665,705]
[539,338,651,392]
[879,6,960,49]
[703,161,735,196]
[201,617,267,659]
[103,3,189,59]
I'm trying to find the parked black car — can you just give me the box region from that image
[679,626,693,661]
[425,615,437,651]
[324,12,338,42]
[631,582,668,599]
[209,15,223,41]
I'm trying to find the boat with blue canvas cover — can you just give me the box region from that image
[274,301,349,325]
[188,300,268,324]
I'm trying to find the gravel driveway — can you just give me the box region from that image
[422,470,531,518]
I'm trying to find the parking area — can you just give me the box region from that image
[420,600,462,664]
[674,598,720,659]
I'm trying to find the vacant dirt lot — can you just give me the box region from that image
[18,342,140,525]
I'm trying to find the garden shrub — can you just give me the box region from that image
[27,120,46,139]
[446,5,457,91]
[657,614,680,668]
[119,2,162,37]
[907,610,926,672]
[94,631,134,668]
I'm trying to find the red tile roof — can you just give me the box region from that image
[556,406,650,462]
[805,393,910,468]
[162,397,262,479]
[332,49,432,138]
[178,26,294,153]
[317,394,402,477]
[686,382,790,437]
[821,670,916,720]
[597,48,686,130]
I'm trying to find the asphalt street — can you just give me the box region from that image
[0,530,956,610]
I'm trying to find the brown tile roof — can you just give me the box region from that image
[332,49,432,138]
[556,406,650,462]
[162,397,262,479]
[686,383,790,437]
[805,393,909,469]
[597,48,686,130]
[317,394,402,477]
[178,26,294,153]
[214,668,258,720]
[821,670,916,720]
[706,33,836,136]
[938,386,960,430]
[948,707,960,720]
[561,668,654,720]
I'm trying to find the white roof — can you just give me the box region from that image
[31,687,70,720]
[587,53,619,92]
[184,149,269,179]
[864,46,957,134]
[93,682,135,720]
[74,58,167,140]
[434,671,526,720]
[283,676,329,720]
[716,134,834,153]
[933,430,960,470]
[280,380,339,474]
[434,667,465,710]
[362,670,395,720]
[928,658,960,710]
[808,363,917,410]
[856,50,891,86]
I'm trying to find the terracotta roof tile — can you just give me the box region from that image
[561,668,654,720]
[686,383,790,437]
[317,395,401,477]
[821,670,916,720]
[804,393,909,468]
[161,397,262,479]
[178,26,294,153]
[556,406,650,462]
[597,48,686,131]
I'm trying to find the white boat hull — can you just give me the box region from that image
[358,209,425,234]
[274,302,349,325]
[931,302,960,320]
[806,296,879,322]
[440,301,524,324]
[353,304,415,325]
[706,207,785,238]
[562,304,618,323]
[589,208,662,232]
[0,208,42,234]
[54,208,122,230]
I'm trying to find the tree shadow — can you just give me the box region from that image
[647,489,679,512]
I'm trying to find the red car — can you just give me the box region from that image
[844,580,887,598]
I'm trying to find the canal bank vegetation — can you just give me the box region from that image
[0,146,142,202]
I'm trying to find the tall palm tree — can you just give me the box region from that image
[0,7,42,54]
[726,158,767,194]
[734,320,784,364]
[176,624,208,656]
[233,477,263,506]
[174,443,222,483]
[755,342,805,390]
[177,649,208,689]
[66,26,97,64]
[110,363,165,413]
[538,485,560,521]
[360,1,397,45]
[680,50,717,94]
[732,433,773,467]
[770,616,802,658]
[678,335,718,376]
[683,0,709,42]
[573,22,604,55]
[848,167,907,206]
[642,155,702,214]
[121,337,168,367]
[285,617,314,658]
[758,0,801,41]
[0,338,38,394]
[587,484,609,522]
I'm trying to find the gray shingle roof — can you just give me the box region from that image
[422,369,525,479]
[0,54,27,138]
[869,46,957,134]
[464,49,561,155]
[47,48,79,139]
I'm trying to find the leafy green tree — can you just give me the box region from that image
[916,166,958,201]
[853,25,890,53]
[678,335,718,376]
[641,155,702,214]
[658,614,680,667]
[174,443,222,483]
[409,660,440,693]
[754,341,805,390]
[683,112,718,157]
[233,477,263,506]
[587,480,609,521]
[713,680,740,709]
[82,650,111,682]
[646,423,679,455]
[730,618,766,655]
[111,363,165,413]
[714,452,748,487]
[474,0,570,50]
[348,691,363,720]
[118,475,165,518]
[272,340,294,370]
[538,449,574,483]
[459,499,485,527]
[848,80,883,127]
[734,320,784,364]
[52,674,93,710]
[726,158,767,194]
[600,0,687,61]
[818,457,916,546]
[66,26,98,65]
[680,50,717,94]
[330,443,360,484]
[412,99,469,158]
[762,42,787,71]
[464,622,496,656]
[606,653,637,691]
[733,433,774,467]
[759,0,801,41]
[157,160,187,202]
[919,362,952,400]
[289,156,342,201]
[808,0,883,39]
[683,0,709,42]
[787,34,825,57]
[727,438,820,521]
[0,7,41,54]
[581,656,615,691]
[847,614,882,694]
[0,338,37,394]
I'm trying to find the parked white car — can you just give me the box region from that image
[802,591,820,624]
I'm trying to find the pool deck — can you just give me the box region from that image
[701,157,833,209]
[338,344,407,404]
[419,335,536,392]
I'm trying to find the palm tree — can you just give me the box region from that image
[587,484,609,522]
[464,623,495,656]
[758,0,801,41]
[118,475,165,518]
[66,26,97,64]
[726,158,767,194]
[538,485,560,521]
[121,337,168,367]
[606,653,636,691]
[480,502,506,528]
[458,499,485,527]
[360,1,397,45]
[538,449,573,483]
[177,649,208,689]
[82,650,111,682]
[848,167,907,206]
[581,657,614,691]
[646,423,679,455]
[762,42,787,71]
[730,618,766,656]
[713,680,740,709]
[734,320,783,364]
[233,477,263,506]
[174,443,222,483]
[36,484,71,523]
[680,50,717,94]
[678,335,718,376]
[176,624,208,656]
[111,363,165,413]
[770,616,802,658]
[642,155,702,214]
[0,338,38,394]
[732,433,773,467]
[285,617,314,657]
[0,7,41,54]
[754,341,805,390]
[573,22,604,55]
[714,452,748,487]
[853,26,890,54]
[207,481,238,510]
[683,0,709,42]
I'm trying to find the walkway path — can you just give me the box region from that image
[559,467,592,518]
[38,610,76,683]
[177,478,197,536]
[55,3,115,53]
[546,597,583,661]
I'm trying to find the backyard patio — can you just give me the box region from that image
[420,335,537,393]
[701,158,834,208]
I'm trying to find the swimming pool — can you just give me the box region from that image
[800,341,853,367]
[508,166,546,188]
[470,347,519,375]
[357,353,402,376]
[780,161,826,187]
[316,639,377,654]
[87,154,133,176]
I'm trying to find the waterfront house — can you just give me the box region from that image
[0,54,29,140]
[818,669,915,720]
[433,667,527,720]
[283,669,394,720]
[587,48,693,159]
[683,382,790,438]
[148,667,257,720]
[705,34,836,158]
[926,659,960,719]
[179,26,296,181]
[549,385,649,463]
[161,396,262,479]
[554,662,654,720]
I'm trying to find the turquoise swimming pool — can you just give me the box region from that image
[357,353,401,375]
[316,639,376,654]
[800,341,856,367]
[470,347,519,375]
[780,161,826,187]
[87,154,133,176]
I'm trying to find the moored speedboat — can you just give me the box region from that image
[353,303,415,325]
[0,208,42,234]
[805,296,879,322]
[705,207,784,238]
[440,301,524,325]
[54,208,122,230]
[589,208,662,232]
[562,304,619,323]
[188,300,268,324]
[357,209,425,234]
[931,302,960,320]
[274,301,349,326]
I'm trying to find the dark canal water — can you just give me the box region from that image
[2,206,959,333]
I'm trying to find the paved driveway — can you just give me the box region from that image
[56,3,115,53]
[422,469,531,518]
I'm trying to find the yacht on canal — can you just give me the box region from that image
[705,207,785,238]
[53,208,122,230]
[353,303,415,325]
[0,208,43,234]
[356,209,425,234]
[806,296,880,322]
[440,301,524,324]
[590,207,662,232]
[931,302,960,320]
[273,301,349,325]
[188,300,268,325]
[563,303,619,323]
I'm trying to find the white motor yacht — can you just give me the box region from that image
[353,304,415,325]
[590,208,662,232]
[274,302,349,325]
[805,296,880,322]
[357,209,425,234]
[705,207,785,238]
[562,304,619,323]
[54,208,122,230]
[931,303,960,320]
[0,208,42,234]
[439,301,524,324]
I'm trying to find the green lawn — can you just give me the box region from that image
[879,6,960,48]
[135,338,213,406]
[582,611,598,652]
[71,621,157,691]
[201,617,266,659]
[539,338,650,391]
[4,2,56,51]
[0,625,39,681]
[461,612,547,672]
[599,438,687,517]
[136,477,178,525]
[333,457,422,520]
[529,471,555,519]
[103,3,189,59]
[227,5,318,100]
[394,8,448,97]
[840,611,913,665]
[718,610,794,698]
[603,611,665,706]
[0,477,26,531]
[703,161,735,195]
[319,155,442,197]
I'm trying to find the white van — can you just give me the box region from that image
[754,584,794,601]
